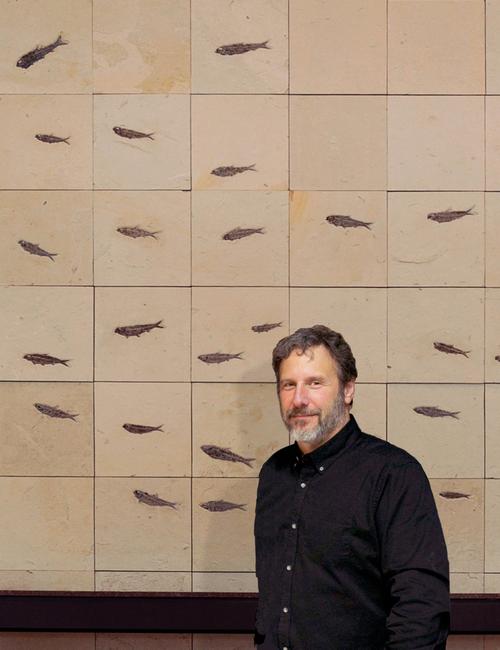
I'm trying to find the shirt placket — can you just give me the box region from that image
[277,461,317,650]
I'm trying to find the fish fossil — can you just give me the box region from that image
[427,206,475,223]
[18,239,57,261]
[201,444,255,468]
[113,126,154,140]
[123,423,163,434]
[114,320,164,338]
[433,341,470,358]
[116,226,161,240]
[413,406,460,419]
[35,133,70,145]
[211,164,257,177]
[222,227,265,241]
[215,40,270,56]
[34,402,78,421]
[199,500,247,512]
[133,490,177,508]
[17,34,68,69]
[251,322,282,333]
[439,491,470,500]
[23,353,70,366]
[326,215,372,230]
[198,352,243,364]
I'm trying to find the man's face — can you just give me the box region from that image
[278,344,354,447]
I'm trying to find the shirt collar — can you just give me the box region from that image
[293,414,361,472]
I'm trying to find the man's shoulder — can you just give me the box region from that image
[259,443,295,474]
[356,429,420,469]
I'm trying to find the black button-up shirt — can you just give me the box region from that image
[254,416,450,650]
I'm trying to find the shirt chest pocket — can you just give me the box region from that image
[302,514,353,563]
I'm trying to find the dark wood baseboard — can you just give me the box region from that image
[0,592,498,634]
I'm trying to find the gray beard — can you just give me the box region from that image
[286,390,347,445]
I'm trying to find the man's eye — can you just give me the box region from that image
[281,383,294,390]
[310,380,322,387]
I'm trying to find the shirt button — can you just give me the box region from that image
[319,466,324,471]
[300,482,306,488]
[291,523,297,529]
[286,564,292,571]
[283,606,288,613]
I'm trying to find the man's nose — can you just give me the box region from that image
[292,384,309,407]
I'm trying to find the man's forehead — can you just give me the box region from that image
[280,345,337,372]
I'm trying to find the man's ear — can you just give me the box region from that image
[343,380,355,406]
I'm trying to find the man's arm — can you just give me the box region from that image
[375,460,450,649]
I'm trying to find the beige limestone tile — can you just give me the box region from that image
[93,0,189,94]
[388,384,484,479]
[192,0,288,94]
[192,95,288,190]
[0,477,93,570]
[0,95,92,190]
[486,97,500,190]
[432,479,484,573]
[95,383,190,477]
[351,384,386,441]
[94,191,190,287]
[192,383,287,478]
[447,638,484,650]
[388,0,484,94]
[290,0,385,93]
[0,191,93,286]
[94,287,190,381]
[389,96,484,191]
[193,478,257,572]
[486,290,500,381]
[0,382,93,476]
[486,479,500,571]
[193,572,257,592]
[94,94,190,190]
[388,192,484,287]
[95,478,190,571]
[487,385,500,478]
[0,287,93,381]
[290,288,387,383]
[96,634,191,650]
[290,191,387,286]
[0,0,92,94]
[0,571,93,591]
[485,573,500,592]
[95,572,191,592]
[0,633,95,650]
[450,573,484,594]
[192,288,288,382]
[486,193,500,286]
[193,635,254,650]
[488,0,500,93]
[388,288,484,383]
[192,191,288,286]
[290,96,387,191]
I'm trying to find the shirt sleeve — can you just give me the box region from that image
[374,460,450,649]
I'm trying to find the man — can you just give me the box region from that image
[254,325,450,650]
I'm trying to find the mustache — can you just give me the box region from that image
[286,408,321,419]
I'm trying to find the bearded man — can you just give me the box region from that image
[254,325,450,650]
